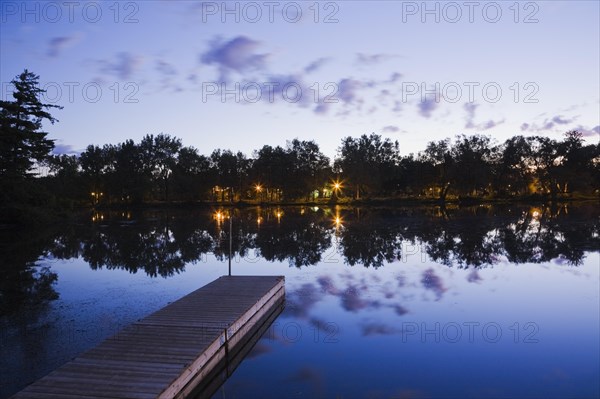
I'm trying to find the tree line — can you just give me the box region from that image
[1,70,599,221]
[47,128,599,205]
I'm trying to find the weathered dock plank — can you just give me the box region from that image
[12,275,285,399]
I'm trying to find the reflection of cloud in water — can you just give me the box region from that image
[542,367,570,382]
[246,342,272,360]
[366,388,428,399]
[361,322,399,336]
[284,283,323,318]
[391,304,409,316]
[317,275,338,294]
[309,317,334,333]
[467,270,483,283]
[391,389,428,399]
[341,284,377,312]
[421,268,447,300]
[290,274,412,320]
[285,366,324,395]
[396,274,406,287]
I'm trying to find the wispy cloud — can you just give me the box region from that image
[574,125,600,138]
[382,125,400,133]
[47,34,81,58]
[521,114,579,133]
[200,36,269,82]
[418,96,439,118]
[355,53,400,65]
[464,102,505,130]
[304,57,329,74]
[98,52,143,80]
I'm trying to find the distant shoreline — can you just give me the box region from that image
[88,195,600,210]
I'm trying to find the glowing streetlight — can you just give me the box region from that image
[331,179,343,201]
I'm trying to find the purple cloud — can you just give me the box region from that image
[418,97,439,118]
[382,125,400,133]
[337,78,363,104]
[201,36,269,81]
[388,72,403,83]
[574,125,600,138]
[47,35,80,58]
[156,60,177,76]
[521,114,578,133]
[304,57,329,74]
[356,53,399,65]
[551,115,574,125]
[464,102,504,130]
[98,52,143,80]
[464,102,478,128]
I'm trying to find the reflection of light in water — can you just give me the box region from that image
[257,217,262,225]
[214,211,226,224]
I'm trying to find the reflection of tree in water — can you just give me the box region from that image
[498,205,600,266]
[415,205,504,268]
[0,228,59,317]
[2,205,598,306]
[337,208,403,268]
[251,209,330,267]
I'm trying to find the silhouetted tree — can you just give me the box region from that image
[420,139,454,202]
[0,70,61,179]
[335,133,399,199]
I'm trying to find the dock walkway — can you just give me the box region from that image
[12,275,285,399]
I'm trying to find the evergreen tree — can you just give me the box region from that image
[0,70,62,179]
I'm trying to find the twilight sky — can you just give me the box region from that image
[1,0,599,158]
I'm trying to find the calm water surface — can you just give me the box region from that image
[1,205,599,398]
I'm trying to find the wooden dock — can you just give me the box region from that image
[12,275,285,399]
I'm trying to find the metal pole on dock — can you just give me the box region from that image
[228,209,232,276]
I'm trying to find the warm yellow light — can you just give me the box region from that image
[255,184,262,192]
[335,217,342,225]
[276,211,282,218]
[91,192,95,196]
[257,217,262,224]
